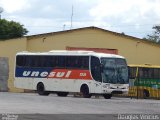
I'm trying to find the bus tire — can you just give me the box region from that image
[143,89,149,99]
[57,92,69,97]
[80,85,92,98]
[103,94,112,99]
[37,83,50,96]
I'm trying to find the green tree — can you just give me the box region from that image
[0,19,28,40]
[145,26,160,44]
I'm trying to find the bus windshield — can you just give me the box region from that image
[101,58,128,84]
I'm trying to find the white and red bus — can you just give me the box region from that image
[14,50,129,99]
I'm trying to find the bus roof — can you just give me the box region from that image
[128,64,160,68]
[16,50,124,59]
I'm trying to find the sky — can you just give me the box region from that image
[0,0,160,38]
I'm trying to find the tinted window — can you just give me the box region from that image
[65,56,89,69]
[154,68,160,79]
[139,68,160,79]
[16,55,89,69]
[16,56,26,66]
[129,67,137,79]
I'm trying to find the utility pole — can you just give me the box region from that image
[70,5,73,29]
[63,24,66,30]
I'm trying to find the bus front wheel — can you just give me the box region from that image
[37,83,50,96]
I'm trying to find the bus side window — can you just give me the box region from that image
[52,56,57,68]
[91,56,102,82]
[31,56,37,67]
[153,68,160,79]
[83,57,89,69]
[66,56,73,69]
[68,56,83,69]
[52,56,59,68]
[16,56,25,67]
[139,68,143,78]
[38,56,45,67]
[129,67,137,79]
[79,56,89,69]
[58,56,65,68]
[148,68,154,79]
[44,56,51,67]
[25,56,32,67]
[65,56,89,69]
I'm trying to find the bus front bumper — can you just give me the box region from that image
[102,88,128,94]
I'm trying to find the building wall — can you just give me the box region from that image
[0,57,9,91]
[0,37,27,92]
[1,28,160,92]
[27,28,160,65]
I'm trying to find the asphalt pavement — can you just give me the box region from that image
[0,92,160,120]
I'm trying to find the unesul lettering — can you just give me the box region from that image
[23,71,72,78]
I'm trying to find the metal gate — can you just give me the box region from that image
[0,57,9,91]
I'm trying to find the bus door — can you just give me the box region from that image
[91,56,102,93]
[128,67,137,96]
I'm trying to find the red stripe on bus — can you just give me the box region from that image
[47,69,92,80]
